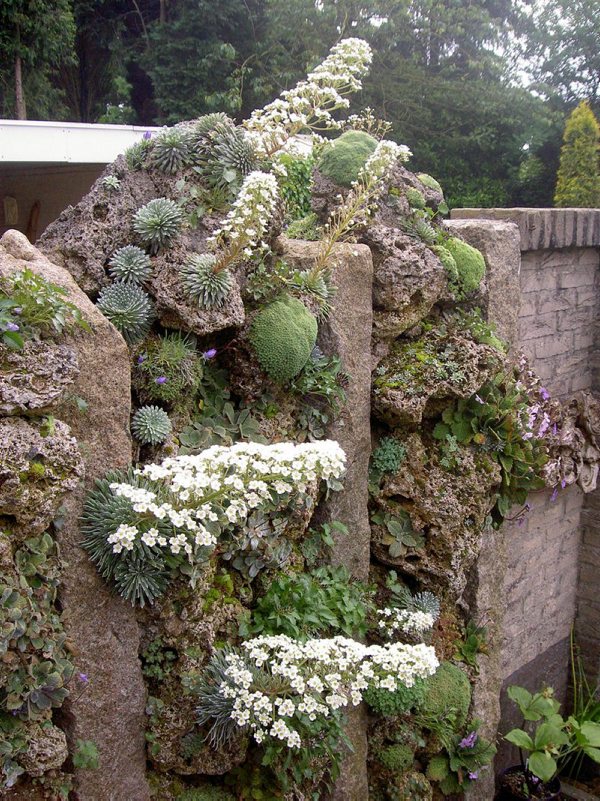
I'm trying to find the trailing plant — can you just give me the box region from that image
[244,38,373,157]
[240,566,371,639]
[108,245,152,284]
[433,373,549,524]
[249,294,318,384]
[82,440,346,605]
[96,282,155,345]
[311,139,409,278]
[0,268,89,348]
[371,510,424,558]
[504,685,600,791]
[134,332,203,408]
[131,405,172,446]
[133,197,184,254]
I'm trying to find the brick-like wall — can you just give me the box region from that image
[451,208,600,786]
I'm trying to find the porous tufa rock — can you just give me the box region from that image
[20,723,69,777]
[0,341,79,415]
[362,226,448,343]
[0,416,84,537]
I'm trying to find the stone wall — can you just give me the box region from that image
[451,208,600,784]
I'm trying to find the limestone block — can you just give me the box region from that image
[0,229,150,801]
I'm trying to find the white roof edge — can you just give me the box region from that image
[0,120,163,164]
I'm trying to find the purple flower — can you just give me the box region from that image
[561,478,567,489]
[202,348,217,360]
[12,307,22,315]
[552,423,558,435]
[78,672,89,684]
[468,771,479,781]
[459,731,478,749]
[540,387,551,401]
[5,322,19,332]
[155,376,167,385]
[551,486,559,502]
[137,355,145,364]
[143,131,152,140]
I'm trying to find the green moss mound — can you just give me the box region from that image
[318,130,378,187]
[444,237,486,298]
[431,245,459,288]
[420,662,471,726]
[364,677,427,716]
[418,173,443,194]
[406,187,426,209]
[250,294,318,384]
[378,743,415,773]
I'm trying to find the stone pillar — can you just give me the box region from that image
[0,230,150,801]
[281,238,374,801]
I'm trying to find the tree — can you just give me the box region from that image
[526,0,600,109]
[0,0,76,119]
[554,101,600,208]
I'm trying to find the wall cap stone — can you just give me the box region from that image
[450,208,600,252]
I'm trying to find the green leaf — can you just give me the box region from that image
[581,722,600,747]
[528,750,556,783]
[534,722,568,750]
[505,729,534,750]
[584,746,600,763]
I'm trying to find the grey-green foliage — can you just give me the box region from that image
[203,121,258,190]
[150,127,193,174]
[125,138,153,171]
[131,405,172,445]
[96,282,155,344]
[412,215,438,244]
[189,113,232,154]
[371,510,425,558]
[221,511,292,580]
[108,245,152,284]
[285,213,321,241]
[101,175,121,191]
[371,437,406,476]
[178,402,266,453]
[386,572,441,620]
[179,254,233,308]
[406,187,426,209]
[133,197,183,253]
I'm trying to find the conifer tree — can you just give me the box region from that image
[554,101,600,207]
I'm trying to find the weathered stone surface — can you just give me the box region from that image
[279,238,373,801]
[372,433,501,600]
[20,724,69,777]
[451,207,600,252]
[148,243,245,334]
[0,416,83,536]
[0,341,79,415]
[372,325,505,426]
[445,219,521,347]
[362,226,447,343]
[0,230,150,801]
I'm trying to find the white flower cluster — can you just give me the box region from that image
[377,607,436,639]
[207,171,279,267]
[357,139,411,185]
[245,38,373,156]
[219,634,438,748]
[107,440,346,557]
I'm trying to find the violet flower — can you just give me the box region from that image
[155,376,167,384]
[5,322,19,332]
[137,355,145,364]
[459,731,478,749]
[468,771,479,780]
[202,348,217,360]
[551,486,559,502]
[78,672,89,684]
[540,387,550,401]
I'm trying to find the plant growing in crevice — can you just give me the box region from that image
[290,348,347,413]
[453,620,489,673]
[371,510,424,558]
[369,437,406,488]
[179,254,233,308]
[131,405,172,446]
[277,151,315,220]
[96,282,155,344]
[426,723,496,795]
[134,332,203,409]
[133,197,184,254]
[150,128,193,175]
[108,245,152,284]
[125,137,152,170]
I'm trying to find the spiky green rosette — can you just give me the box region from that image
[131,405,172,445]
[189,112,232,153]
[413,216,437,244]
[194,120,258,191]
[179,254,234,308]
[108,245,152,284]
[96,282,155,344]
[133,197,183,254]
[150,128,193,174]
[125,138,152,170]
[81,469,172,606]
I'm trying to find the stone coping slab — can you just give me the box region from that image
[451,208,600,252]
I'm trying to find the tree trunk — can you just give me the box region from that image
[15,54,27,120]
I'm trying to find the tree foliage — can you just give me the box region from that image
[554,101,600,208]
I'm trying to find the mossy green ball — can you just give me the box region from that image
[417,173,443,194]
[318,131,378,187]
[420,661,471,726]
[364,677,427,716]
[431,245,459,286]
[378,743,415,773]
[250,294,318,384]
[444,236,486,298]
